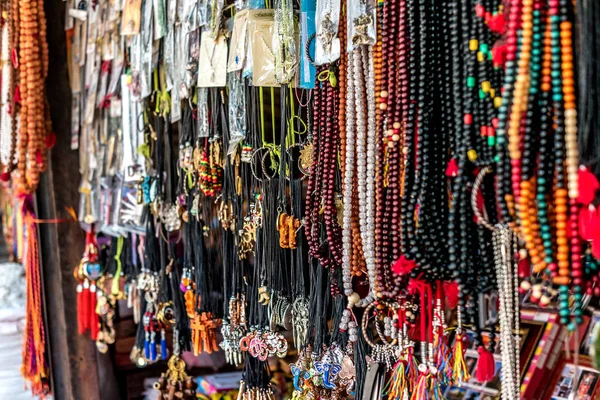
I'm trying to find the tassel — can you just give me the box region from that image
[578,167,599,205]
[443,281,459,309]
[487,14,506,34]
[435,337,452,385]
[428,373,443,400]
[406,346,419,392]
[392,255,417,275]
[77,283,84,334]
[89,283,99,340]
[492,44,507,67]
[445,158,459,177]
[150,332,157,361]
[579,205,600,241]
[475,345,495,382]
[385,360,407,399]
[161,330,168,360]
[144,332,150,359]
[410,368,430,400]
[79,280,90,334]
[452,333,470,384]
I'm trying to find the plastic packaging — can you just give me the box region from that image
[299,0,316,88]
[346,0,376,52]
[228,9,249,72]
[197,30,228,87]
[314,0,341,65]
[273,0,298,84]
[249,9,279,87]
[227,72,247,154]
[120,0,142,35]
[197,88,210,138]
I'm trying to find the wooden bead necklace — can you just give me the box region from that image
[14,0,50,194]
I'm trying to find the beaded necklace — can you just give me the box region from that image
[15,0,50,194]
[0,2,14,172]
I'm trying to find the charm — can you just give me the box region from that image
[153,354,197,400]
[298,141,315,175]
[291,297,309,348]
[190,312,220,356]
[258,286,271,305]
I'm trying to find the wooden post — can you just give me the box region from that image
[35,0,122,398]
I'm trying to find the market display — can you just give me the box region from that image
[1,0,600,398]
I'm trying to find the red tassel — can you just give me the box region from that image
[393,255,417,275]
[492,44,507,67]
[578,168,599,205]
[579,205,600,241]
[446,158,459,177]
[89,284,99,340]
[488,14,506,34]
[77,284,84,334]
[475,346,496,382]
[79,282,89,334]
[444,281,459,309]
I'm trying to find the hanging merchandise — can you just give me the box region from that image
[64,0,590,395]
[1,0,599,396]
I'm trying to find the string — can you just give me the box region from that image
[270,87,276,142]
[112,236,124,296]
[259,88,266,145]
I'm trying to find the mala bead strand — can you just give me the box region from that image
[354,47,378,304]
[560,6,583,326]
[365,47,377,297]
[342,51,356,298]
[520,0,546,273]
[549,0,569,289]
[15,0,49,194]
[507,0,533,205]
[400,0,417,262]
[339,6,347,175]
[305,73,323,260]
[374,3,386,275]
[383,0,402,268]
[0,2,13,170]
[495,0,522,222]
[321,72,343,268]
[538,12,557,277]
[8,0,19,174]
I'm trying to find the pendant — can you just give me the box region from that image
[298,141,315,175]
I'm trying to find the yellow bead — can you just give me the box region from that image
[481,81,491,93]
[477,52,484,62]
[494,97,503,108]
[467,149,478,161]
[469,39,478,51]
[490,89,496,98]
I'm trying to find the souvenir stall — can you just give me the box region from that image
[1,0,600,398]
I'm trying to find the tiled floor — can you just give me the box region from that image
[0,262,36,399]
[0,311,36,398]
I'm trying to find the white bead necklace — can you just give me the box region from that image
[341,46,378,309]
[493,225,520,400]
[341,50,356,298]
[0,21,12,168]
[356,46,377,306]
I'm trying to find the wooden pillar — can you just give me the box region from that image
[35,0,122,399]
